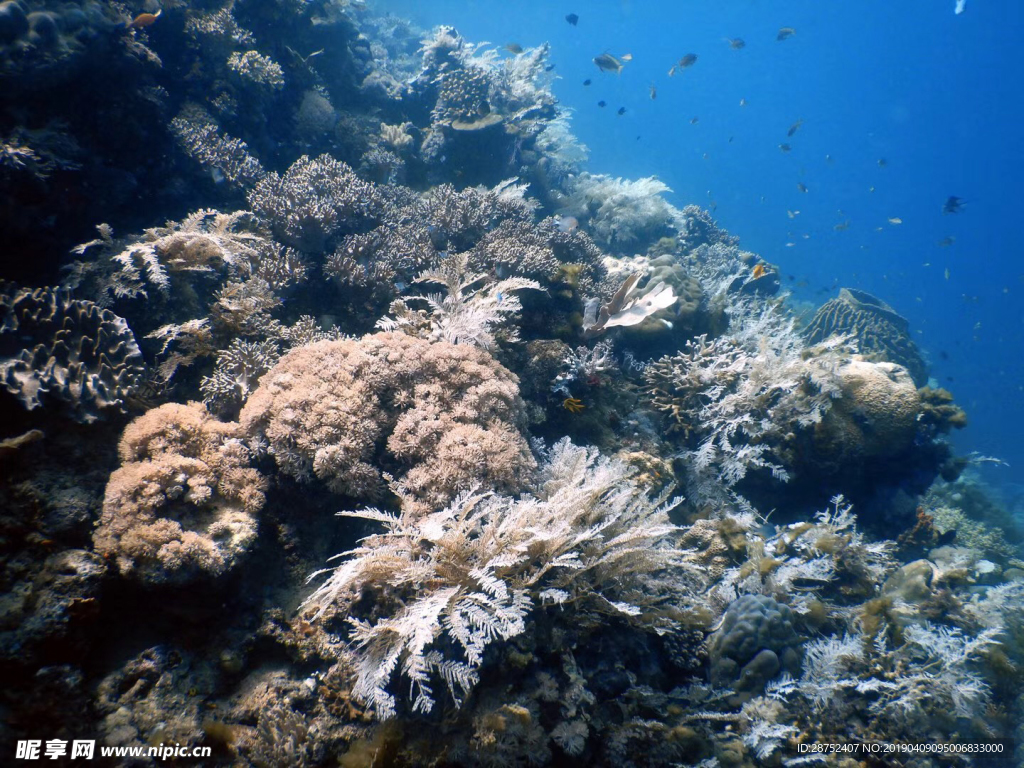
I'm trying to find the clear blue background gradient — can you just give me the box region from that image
[379,0,1024,483]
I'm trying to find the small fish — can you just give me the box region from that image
[556,216,579,233]
[725,38,745,50]
[597,100,606,107]
[942,195,965,214]
[833,220,850,231]
[566,13,579,26]
[621,53,633,61]
[954,0,966,15]
[938,236,956,247]
[877,158,887,167]
[583,78,592,86]
[888,217,902,225]
[787,210,800,218]
[777,27,796,41]
[127,9,161,30]
[667,66,676,77]
[825,154,834,163]
[563,397,585,413]
[728,136,734,143]
[868,186,875,192]
[505,43,524,54]
[785,242,796,247]
[649,83,657,100]
[739,98,747,107]
[678,53,698,68]
[945,267,951,280]
[940,350,949,360]
[689,116,699,124]
[594,53,628,73]
[545,64,556,72]
[751,264,767,279]
[617,106,626,115]
[797,182,808,193]
[787,119,803,137]
[779,143,791,153]
[702,152,709,159]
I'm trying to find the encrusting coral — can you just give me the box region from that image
[93,402,266,585]
[239,332,535,512]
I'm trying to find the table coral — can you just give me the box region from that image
[239,332,534,513]
[93,402,266,585]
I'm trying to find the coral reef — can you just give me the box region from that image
[239,333,534,511]
[93,402,266,585]
[0,4,1006,766]
[303,439,705,718]
[805,287,928,385]
[0,284,143,422]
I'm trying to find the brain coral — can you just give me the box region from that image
[239,332,535,513]
[0,284,143,423]
[94,402,266,585]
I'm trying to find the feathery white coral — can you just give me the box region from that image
[303,439,705,718]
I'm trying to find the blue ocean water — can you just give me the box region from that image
[382,0,1024,483]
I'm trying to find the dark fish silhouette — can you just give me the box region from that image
[777,27,795,41]
[936,529,957,546]
[942,196,965,214]
[787,119,803,137]
[566,13,579,26]
[678,53,698,68]
[594,52,630,73]
[617,106,626,115]
[597,100,606,107]
[583,78,591,86]
[725,38,745,49]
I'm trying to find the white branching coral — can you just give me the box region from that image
[645,305,848,506]
[563,173,678,253]
[376,251,541,349]
[227,50,285,90]
[303,439,706,718]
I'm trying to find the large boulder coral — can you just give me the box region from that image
[239,332,535,513]
[0,284,143,422]
[813,358,921,467]
[707,594,802,703]
[93,402,266,585]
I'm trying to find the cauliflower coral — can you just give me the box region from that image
[94,402,266,585]
[239,332,535,513]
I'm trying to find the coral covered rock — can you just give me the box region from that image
[239,332,535,512]
[805,288,927,385]
[814,359,921,463]
[707,594,802,701]
[0,284,143,422]
[93,402,266,585]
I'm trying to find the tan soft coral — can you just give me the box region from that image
[239,332,535,513]
[94,402,266,585]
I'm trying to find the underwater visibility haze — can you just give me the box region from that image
[1,0,1023,765]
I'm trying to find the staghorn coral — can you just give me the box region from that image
[0,284,143,422]
[239,332,534,511]
[303,439,706,718]
[805,287,928,385]
[226,50,285,90]
[248,154,383,252]
[170,105,266,189]
[93,402,266,585]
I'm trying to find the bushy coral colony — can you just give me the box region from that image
[1,2,1022,767]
